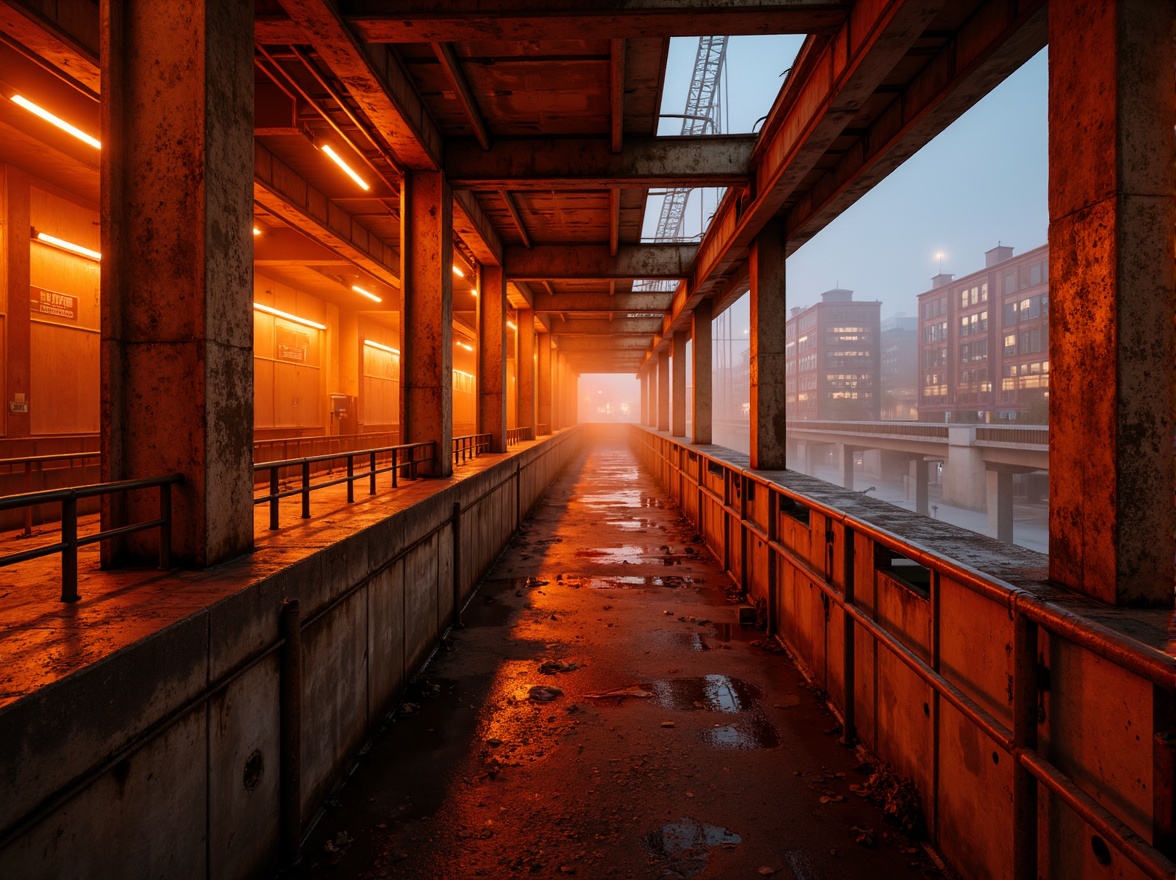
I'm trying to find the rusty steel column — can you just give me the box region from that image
[656,352,670,432]
[692,298,712,445]
[479,264,507,452]
[517,309,535,435]
[100,0,254,567]
[2,167,32,441]
[401,171,454,476]
[671,329,687,438]
[749,219,788,470]
[1047,0,1175,605]
[537,332,552,434]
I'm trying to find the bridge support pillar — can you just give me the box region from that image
[671,329,687,438]
[401,171,454,476]
[656,352,670,432]
[100,0,255,566]
[517,309,535,436]
[837,444,854,491]
[987,468,1014,544]
[478,264,507,452]
[691,299,712,445]
[913,459,931,517]
[640,369,649,427]
[537,333,551,434]
[1048,0,1175,604]
[749,219,787,469]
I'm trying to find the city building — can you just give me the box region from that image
[917,244,1049,423]
[879,314,918,420]
[785,289,881,421]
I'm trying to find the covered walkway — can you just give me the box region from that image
[297,433,932,878]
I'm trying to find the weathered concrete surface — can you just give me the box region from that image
[295,430,937,879]
[672,327,687,437]
[692,298,713,445]
[656,351,670,432]
[402,171,454,477]
[517,309,535,432]
[100,0,255,566]
[479,264,507,452]
[1047,0,1175,605]
[749,219,788,470]
[537,333,552,432]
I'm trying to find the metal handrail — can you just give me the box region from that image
[451,433,491,464]
[506,426,535,445]
[253,441,434,530]
[0,473,183,602]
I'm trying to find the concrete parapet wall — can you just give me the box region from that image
[0,428,582,879]
[632,426,1175,880]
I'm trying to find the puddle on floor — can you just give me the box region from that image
[584,575,698,589]
[604,520,647,531]
[574,545,655,563]
[642,817,741,879]
[703,718,781,750]
[652,675,759,713]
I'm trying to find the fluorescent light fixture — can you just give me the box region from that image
[253,227,261,236]
[506,320,517,330]
[456,340,473,351]
[253,302,326,330]
[320,144,369,191]
[453,369,475,380]
[32,229,100,261]
[363,339,399,355]
[352,285,382,303]
[452,265,464,278]
[11,94,100,149]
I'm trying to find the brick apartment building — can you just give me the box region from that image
[918,244,1048,423]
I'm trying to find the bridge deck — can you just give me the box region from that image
[294,437,935,878]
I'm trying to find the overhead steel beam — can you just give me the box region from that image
[254,143,401,288]
[530,292,672,313]
[340,2,849,42]
[548,317,664,336]
[275,0,443,171]
[506,244,696,281]
[446,136,754,191]
[0,1,99,94]
[453,189,503,266]
[432,41,490,151]
[554,336,652,352]
[499,190,532,249]
[610,38,625,154]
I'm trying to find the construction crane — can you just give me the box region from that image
[652,35,728,242]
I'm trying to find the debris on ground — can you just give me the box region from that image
[859,763,928,839]
[528,685,564,702]
[584,685,653,700]
[539,659,580,675]
[323,831,354,855]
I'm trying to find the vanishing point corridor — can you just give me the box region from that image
[296,439,934,879]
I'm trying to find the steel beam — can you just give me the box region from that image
[506,244,695,281]
[530,291,672,313]
[446,136,754,191]
[547,317,664,336]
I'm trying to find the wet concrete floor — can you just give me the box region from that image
[296,440,943,879]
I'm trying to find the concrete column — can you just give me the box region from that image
[913,458,930,517]
[692,299,712,445]
[478,264,507,452]
[537,333,552,434]
[656,352,670,432]
[401,171,453,476]
[671,329,687,437]
[2,167,31,438]
[551,347,562,430]
[640,369,649,427]
[837,444,854,491]
[517,309,535,435]
[1048,0,1175,604]
[749,219,788,469]
[100,0,254,567]
[943,427,986,510]
[986,468,1014,544]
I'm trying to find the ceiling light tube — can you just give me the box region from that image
[456,340,474,351]
[352,285,382,303]
[31,228,100,261]
[320,144,370,191]
[253,302,326,330]
[363,339,399,355]
[506,320,517,330]
[11,94,100,149]
[452,265,464,278]
[253,227,262,236]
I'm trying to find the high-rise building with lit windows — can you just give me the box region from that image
[785,289,881,421]
[917,244,1049,423]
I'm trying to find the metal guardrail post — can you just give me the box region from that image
[158,482,172,570]
[1012,613,1039,880]
[61,494,78,602]
[269,469,280,530]
[279,598,302,870]
[346,456,354,503]
[368,451,376,495]
[300,461,311,519]
[23,463,34,536]
[391,448,399,488]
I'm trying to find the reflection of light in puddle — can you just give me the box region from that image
[642,817,741,879]
[583,575,697,589]
[604,520,646,530]
[703,719,780,750]
[652,675,756,713]
[574,545,652,562]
